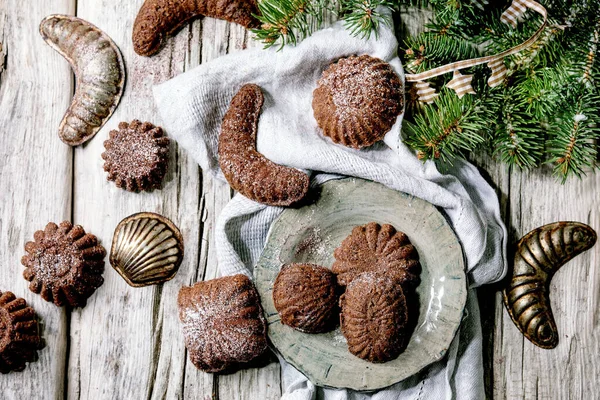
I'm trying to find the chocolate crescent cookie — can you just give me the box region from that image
[133,0,260,56]
[0,291,45,373]
[340,272,409,363]
[218,84,310,206]
[178,274,267,373]
[332,222,421,288]
[102,120,170,192]
[273,263,339,333]
[312,55,404,148]
[21,221,106,308]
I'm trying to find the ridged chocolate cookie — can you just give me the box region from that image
[21,221,106,308]
[312,55,403,148]
[340,272,409,363]
[332,222,421,288]
[102,120,170,192]
[0,291,45,373]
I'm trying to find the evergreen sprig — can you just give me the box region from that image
[401,0,600,182]
[547,89,600,181]
[253,0,328,48]
[252,0,392,48]
[403,89,486,162]
[341,0,395,39]
[252,0,600,182]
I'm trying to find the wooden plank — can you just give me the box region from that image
[0,0,75,398]
[181,18,235,400]
[466,155,511,400]
[215,25,282,400]
[68,1,209,399]
[493,169,600,399]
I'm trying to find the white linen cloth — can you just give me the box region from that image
[154,10,507,400]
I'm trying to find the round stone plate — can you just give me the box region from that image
[254,178,467,391]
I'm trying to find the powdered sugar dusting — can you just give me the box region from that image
[313,55,403,148]
[179,277,267,370]
[294,227,333,261]
[331,329,348,346]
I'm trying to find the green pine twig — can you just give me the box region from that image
[547,90,600,182]
[253,0,327,48]
[403,89,486,163]
[341,0,394,39]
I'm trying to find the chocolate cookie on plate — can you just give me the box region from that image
[332,222,421,288]
[273,263,339,333]
[340,272,410,363]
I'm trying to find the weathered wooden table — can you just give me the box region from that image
[1,1,598,399]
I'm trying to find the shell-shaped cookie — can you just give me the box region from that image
[39,15,125,146]
[273,263,339,333]
[218,84,310,206]
[110,212,184,287]
[332,222,421,288]
[502,221,597,349]
[178,274,267,373]
[312,55,404,149]
[0,291,45,374]
[340,272,409,363]
[133,0,260,56]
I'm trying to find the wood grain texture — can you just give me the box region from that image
[0,0,75,398]
[491,168,600,400]
[68,1,210,399]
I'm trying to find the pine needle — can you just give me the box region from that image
[404,89,486,163]
[547,90,600,182]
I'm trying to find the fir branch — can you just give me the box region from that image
[402,33,479,73]
[547,90,600,181]
[492,105,545,170]
[253,0,327,48]
[403,89,486,163]
[341,0,394,39]
[511,67,571,120]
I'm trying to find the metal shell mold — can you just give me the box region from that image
[502,221,596,349]
[110,212,184,287]
[39,15,125,146]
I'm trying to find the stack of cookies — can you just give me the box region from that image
[273,222,421,363]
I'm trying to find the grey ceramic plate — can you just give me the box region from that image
[254,178,467,391]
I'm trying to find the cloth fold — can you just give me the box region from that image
[154,10,506,400]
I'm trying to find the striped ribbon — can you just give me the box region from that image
[471,0,489,11]
[487,58,507,88]
[406,0,548,102]
[500,0,528,28]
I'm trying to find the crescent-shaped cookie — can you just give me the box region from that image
[39,15,125,146]
[502,221,596,349]
[218,84,310,206]
[133,0,260,56]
